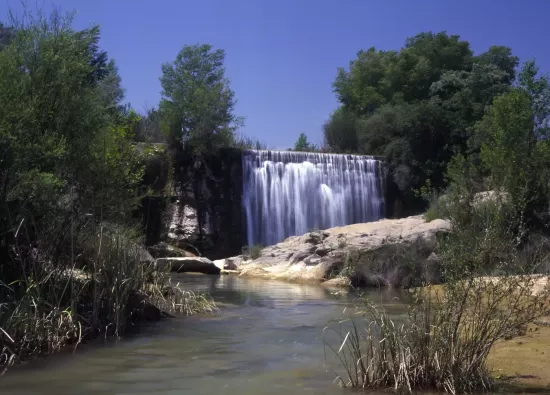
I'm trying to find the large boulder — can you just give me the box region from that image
[155,257,220,274]
[148,242,197,259]
[220,215,451,287]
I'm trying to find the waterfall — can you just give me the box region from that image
[242,150,385,246]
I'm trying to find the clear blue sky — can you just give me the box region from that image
[2,0,550,149]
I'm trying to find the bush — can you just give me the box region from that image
[0,226,216,371]
[242,244,263,260]
[325,178,550,393]
[325,274,550,393]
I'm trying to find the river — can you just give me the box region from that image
[1,274,409,395]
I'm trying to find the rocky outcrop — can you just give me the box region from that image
[155,257,221,274]
[148,242,198,259]
[225,215,451,287]
[140,146,246,260]
[166,202,212,245]
[212,258,239,271]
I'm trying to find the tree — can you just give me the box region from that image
[322,107,358,153]
[476,61,550,224]
[159,44,243,155]
[324,31,519,209]
[133,107,165,143]
[517,60,550,138]
[474,45,519,84]
[0,10,144,249]
[294,133,317,152]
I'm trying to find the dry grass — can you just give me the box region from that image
[324,275,550,394]
[489,322,550,389]
[147,277,218,316]
[0,227,217,374]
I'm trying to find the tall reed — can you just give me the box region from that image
[324,275,550,394]
[0,225,216,373]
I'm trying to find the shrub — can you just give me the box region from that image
[242,244,263,260]
[424,195,450,222]
[325,181,550,393]
[0,226,216,372]
[325,275,550,394]
[337,235,348,249]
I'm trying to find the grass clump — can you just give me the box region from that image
[325,159,550,393]
[325,274,550,394]
[242,244,263,260]
[0,226,217,374]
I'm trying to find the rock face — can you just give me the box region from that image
[140,146,246,260]
[225,215,451,287]
[166,202,211,245]
[155,257,221,274]
[212,258,239,271]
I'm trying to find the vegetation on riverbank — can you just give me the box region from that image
[0,8,220,372]
[324,30,550,394]
[326,276,550,393]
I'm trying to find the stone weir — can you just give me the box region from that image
[242,150,386,247]
[141,147,390,260]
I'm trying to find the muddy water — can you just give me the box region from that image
[1,275,409,395]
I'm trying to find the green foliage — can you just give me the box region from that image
[233,133,267,150]
[159,44,243,155]
[293,132,317,152]
[467,61,550,226]
[323,107,358,153]
[0,11,144,236]
[325,32,519,207]
[242,244,263,260]
[424,202,442,222]
[0,227,217,370]
[0,9,202,370]
[0,22,15,50]
[133,108,166,143]
[480,90,534,208]
[325,55,550,391]
[325,274,550,393]
[517,60,550,137]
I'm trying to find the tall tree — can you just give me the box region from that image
[323,108,358,153]
[517,60,550,138]
[294,133,316,152]
[324,31,518,209]
[0,11,143,248]
[159,44,242,155]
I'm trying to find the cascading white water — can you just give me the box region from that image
[242,150,385,246]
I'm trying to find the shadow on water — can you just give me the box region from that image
[1,274,410,395]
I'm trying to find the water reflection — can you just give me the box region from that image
[1,275,409,395]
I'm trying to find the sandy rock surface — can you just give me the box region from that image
[223,215,451,286]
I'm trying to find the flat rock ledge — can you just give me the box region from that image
[155,257,221,274]
[154,256,239,275]
[220,215,451,288]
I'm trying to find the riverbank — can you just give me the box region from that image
[0,275,401,395]
[489,322,550,389]
[0,241,217,373]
